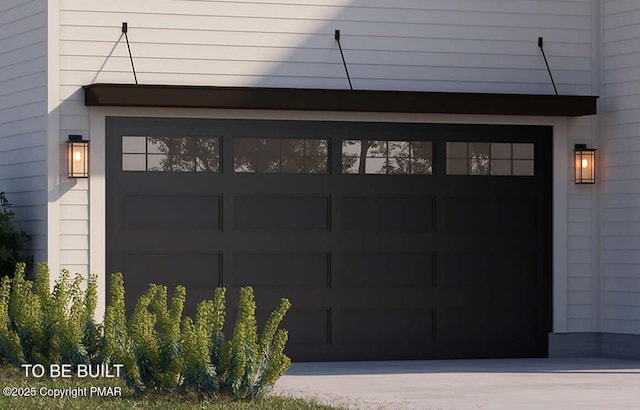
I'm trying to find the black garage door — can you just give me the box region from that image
[106,117,551,361]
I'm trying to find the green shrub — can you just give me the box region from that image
[0,265,292,399]
[0,192,31,278]
[216,287,291,398]
[102,272,141,390]
[0,263,99,367]
[180,287,226,395]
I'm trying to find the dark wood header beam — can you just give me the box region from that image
[84,84,597,117]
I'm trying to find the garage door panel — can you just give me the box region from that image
[342,252,434,288]
[444,251,537,288]
[255,308,331,346]
[441,307,537,343]
[342,196,434,231]
[233,195,330,230]
[445,197,537,232]
[122,194,221,230]
[342,308,434,344]
[232,252,330,288]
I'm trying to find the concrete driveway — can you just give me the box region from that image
[273,358,640,410]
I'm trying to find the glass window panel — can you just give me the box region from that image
[411,141,432,160]
[447,159,467,175]
[446,142,467,158]
[171,137,196,172]
[257,138,280,173]
[281,139,305,173]
[491,159,511,175]
[307,158,327,174]
[122,136,146,153]
[470,157,490,175]
[342,140,361,174]
[388,141,410,158]
[513,159,534,176]
[365,141,387,157]
[469,142,490,158]
[342,140,361,156]
[411,157,432,175]
[513,143,534,159]
[281,139,305,156]
[342,156,360,174]
[387,157,410,174]
[234,138,257,173]
[469,143,490,175]
[305,139,328,173]
[364,157,386,174]
[147,154,169,171]
[147,137,170,154]
[305,139,328,157]
[195,137,220,172]
[122,154,146,171]
[491,143,511,159]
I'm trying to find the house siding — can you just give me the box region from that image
[602,0,640,335]
[0,0,48,267]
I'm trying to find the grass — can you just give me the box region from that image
[0,363,343,410]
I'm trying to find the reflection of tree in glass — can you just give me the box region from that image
[147,137,171,171]
[257,139,281,173]
[147,136,219,172]
[469,143,490,175]
[234,138,257,172]
[409,141,433,175]
[303,139,328,173]
[342,140,432,174]
[235,138,328,173]
[195,137,220,172]
[341,140,361,173]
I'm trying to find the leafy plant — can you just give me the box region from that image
[102,272,141,390]
[0,192,31,278]
[0,265,292,400]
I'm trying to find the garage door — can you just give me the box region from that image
[106,117,551,361]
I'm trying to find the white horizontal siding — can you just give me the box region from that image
[602,0,640,335]
[58,0,593,96]
[0,0,47,267]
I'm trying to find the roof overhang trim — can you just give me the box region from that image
[83,84,597,117]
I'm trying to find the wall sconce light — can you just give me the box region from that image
[68,135,89,178]
[574,144,596,184]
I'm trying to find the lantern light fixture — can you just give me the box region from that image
[574,144,596,184]
[68,135,89,178]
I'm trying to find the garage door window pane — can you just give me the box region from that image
[257,139,280,173]
[234,138,257,172]
[447,159,467,175]
[281,139,305,173]
[491,159,511,175]
[447,142,534,176]
[122,136,219,172]
[196,137,220,172]
[171,137,196,172]
[122,154,146,171]
[235,137,328,173]
[469,143,490,175]
[491,143,511,159]
[123,136,146,153]
[513,160,534,176]
[342,140,432,175]
[513,143,534,159]
[147,153,168,171]
[305,140,328,173]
